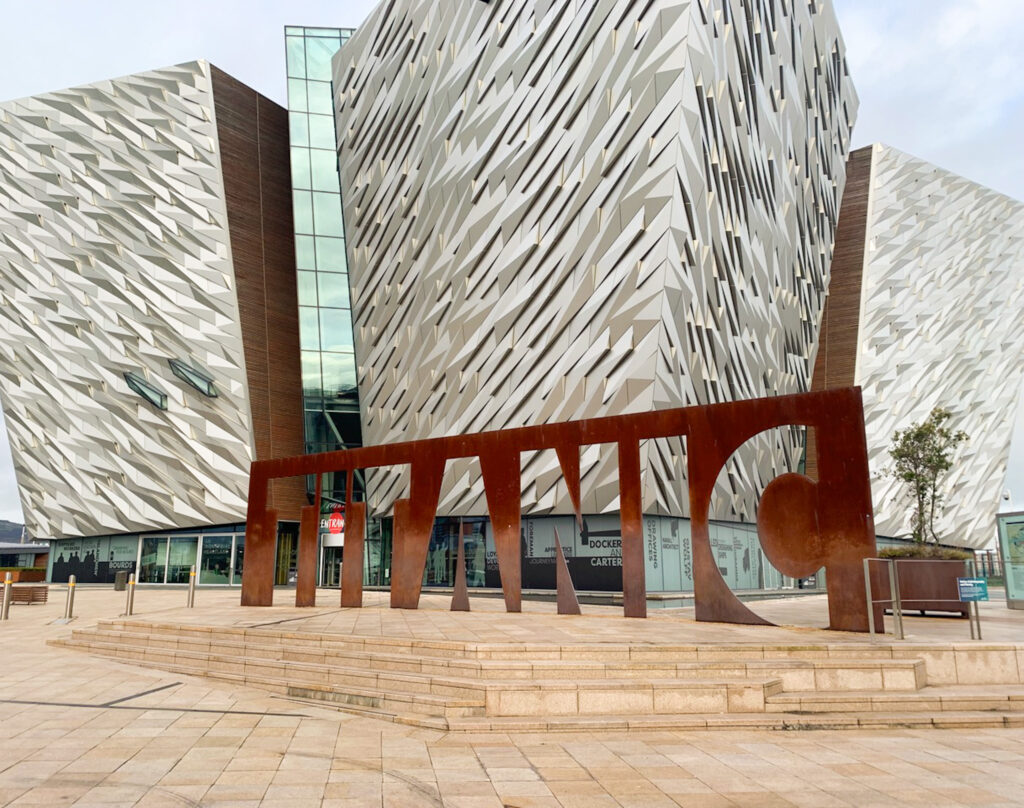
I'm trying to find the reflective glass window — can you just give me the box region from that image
[301,351,322,390]
[287,78,308,112]
[297,271,318,306]
[288,111,309,147]
[308,114,336,150]
[319,309,353,352]
[200,535,231,584]
[290,147,311,189]
[295,235,316,269]
[310,149,338,192]
[312,192,344,237]
[305,37,341,81]
[317,273,349,309]
[124,372,167,410]
[300,307,321,350]
[286,36,306,78]
[292,190,314,234]
[307,81,335,115]
[315,236,347,272]
[321,351,357,393]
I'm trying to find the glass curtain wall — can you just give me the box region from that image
[285,25,362,509]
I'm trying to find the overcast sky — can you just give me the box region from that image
[0,0,1021,527]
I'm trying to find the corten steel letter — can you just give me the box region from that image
[240,470,270,606]
[341,468,366,608]
[617,437,647,618]
[295,505,318,607]
[341,502,367,608]
[390,452,445,609]
[479,441,523,613]
[689,388,875,631]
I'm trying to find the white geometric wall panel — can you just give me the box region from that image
[856,144,1024,549]
[333,0,857,518]
[0,62,255,539]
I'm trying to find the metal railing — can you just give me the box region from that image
[863,558,904,640]
[863,557,983,640]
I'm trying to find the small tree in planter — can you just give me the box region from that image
[880,409,972,616]
[889,406,968,546]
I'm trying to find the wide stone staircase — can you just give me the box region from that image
[52,619,1024,731]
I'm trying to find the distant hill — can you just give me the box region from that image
[0,520,25,542]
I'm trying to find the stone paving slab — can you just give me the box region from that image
[2,587,1024,805]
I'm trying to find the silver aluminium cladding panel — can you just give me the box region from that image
[0,62,256,539]
[858,145,1024,549]
[334,0,856,518]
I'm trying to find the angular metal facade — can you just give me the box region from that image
[0,61,305,539]
[332,0,857,519]
[855,145,1024,548]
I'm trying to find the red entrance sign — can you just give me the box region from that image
[327,507,345,535]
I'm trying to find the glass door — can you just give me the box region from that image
[167,536,198,583]
[199,535,232,584]
[231,534,245,586]
[139,537,168,583]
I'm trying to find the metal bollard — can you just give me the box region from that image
[187,565,196,608]
[1,572,12,621]
[125,573,136,616]
[64,574,76,620]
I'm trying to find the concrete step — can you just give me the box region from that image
[441,710,1024,733]
[63,624,928,691]
[54,635,791,716]
[765,686,1024,714]
[51,618,1024,731]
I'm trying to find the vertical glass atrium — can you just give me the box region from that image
[285,27,360,495]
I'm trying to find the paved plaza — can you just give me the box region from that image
[2,586,1024,806]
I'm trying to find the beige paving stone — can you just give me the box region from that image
[5,588,1024,808]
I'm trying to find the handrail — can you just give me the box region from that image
[863,557,983,640]
[863,558,903,640]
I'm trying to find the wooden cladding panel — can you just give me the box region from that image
[212,66,306,520]
[806,146,873,481]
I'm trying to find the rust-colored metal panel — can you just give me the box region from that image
[241,506,277,608]
[479,443,522,613]
[450,532,470,612]
[295,505,317,607]
[240,388,877,631]
[617,438,647,619]
[341,502,366,608]
[390,452,446,609]
[553,527,581,615]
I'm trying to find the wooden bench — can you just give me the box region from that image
[9,585,48,604]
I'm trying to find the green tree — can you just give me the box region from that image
[889,407,968,543]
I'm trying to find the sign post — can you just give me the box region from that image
[958,574,988,640]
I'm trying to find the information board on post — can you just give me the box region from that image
[957,577,989,602]
[997,511,1024,610]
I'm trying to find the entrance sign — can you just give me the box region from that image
[957,577,989,602]
[328,506,345,535]
[997,511,1024,610]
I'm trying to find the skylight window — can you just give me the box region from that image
[168,359,218,398]
[124,372,168,410]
